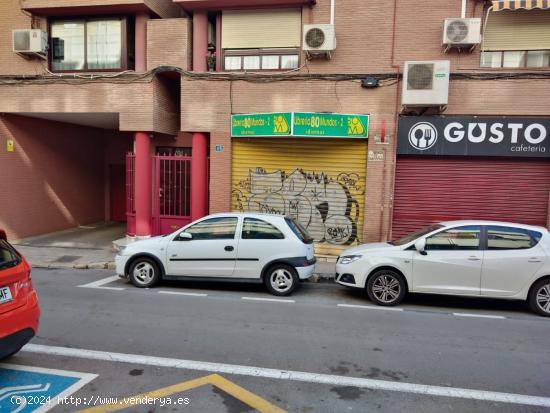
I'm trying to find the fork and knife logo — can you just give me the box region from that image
[408,122,438,150]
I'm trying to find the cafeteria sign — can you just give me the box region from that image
[231,112,369,138]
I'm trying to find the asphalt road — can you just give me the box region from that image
[4,268,550,413]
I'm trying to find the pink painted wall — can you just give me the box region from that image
[0,115,107,240]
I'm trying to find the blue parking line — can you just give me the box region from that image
[0,364,96,412]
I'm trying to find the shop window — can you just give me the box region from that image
[223,49,300,71]
[50,17,131,72]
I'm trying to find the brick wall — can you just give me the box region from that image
[0,0,46,76]
[20,0,181,18]
[0,115,107,240]
[147,18,191,71]
[0,79,178,135]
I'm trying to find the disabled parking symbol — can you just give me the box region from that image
[0,364,96,412]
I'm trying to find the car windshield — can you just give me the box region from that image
[390,224,444,246]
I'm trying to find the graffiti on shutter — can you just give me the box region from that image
[232,167,363,246]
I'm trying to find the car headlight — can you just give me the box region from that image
[339,255,362,264]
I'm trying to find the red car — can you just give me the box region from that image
[0,229,40,359]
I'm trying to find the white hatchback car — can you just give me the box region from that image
[335,221,550,316]
[116,213,316,296]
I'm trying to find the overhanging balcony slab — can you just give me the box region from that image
[174,0,315,12]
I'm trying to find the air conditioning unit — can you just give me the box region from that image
[443,18,481,47]
[402,60,450,107]
[303,24,336,57]
[12,29,47,54]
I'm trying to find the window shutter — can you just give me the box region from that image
[483,10,550,50]
[222,9,301,49]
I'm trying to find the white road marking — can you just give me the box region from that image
[21,344,550,408]
[241,296,296,303]
[337,303,404,312]
[158,291,208,297]
[453,312,506,320]
[78,275,125,291]
[0,363,97,413]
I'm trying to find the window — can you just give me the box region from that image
[481,9,550,69]
[0,240,20,270]
[481,50,550,68]
[185,217,238,240]
[51,17,127,71]
[425,226,481,251]
[487,226,541,250]
[242,218,284,240]
[223,49,299,71]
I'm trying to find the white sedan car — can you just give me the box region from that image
[335,220,550,316]
[116,213,316,296]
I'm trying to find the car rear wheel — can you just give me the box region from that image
[129,257,161,288]
[528,278,550,317]
[366,270,406,306]
[264,264,298,296]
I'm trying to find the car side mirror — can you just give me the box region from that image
[414,238,427,255]
[177,232,192,241]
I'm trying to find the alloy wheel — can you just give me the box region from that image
[269,268,294,294]
[372,274,401,304]
[132,261,155,286]
[536,283,550,314]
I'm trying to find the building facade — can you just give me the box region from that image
[1,0,549,255]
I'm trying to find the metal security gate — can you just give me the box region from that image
[125,153,193,236]
[392,156,550,239]
[231,138,367,256]
[126,153,136,235]
[153,155,192,235]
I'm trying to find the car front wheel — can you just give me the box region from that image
[528,278,550,317]
[129,257,161,288]
[366,270,406,306]
[264,264,298,296]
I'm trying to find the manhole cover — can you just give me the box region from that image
[53,255,82,263]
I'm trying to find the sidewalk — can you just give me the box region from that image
[12,224,336,279]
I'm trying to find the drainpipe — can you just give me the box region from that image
[330,0,335,25]
[461,0,467,18]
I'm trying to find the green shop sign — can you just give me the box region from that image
[231,113,292,137]
[231,112,369,138]
[293,112,368,138]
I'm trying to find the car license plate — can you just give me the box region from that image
[0,286,13,304]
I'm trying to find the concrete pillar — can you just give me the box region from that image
[193,11,208,71]
[134,132,152,236]
[135,13,149,72]
[191,132,209,220]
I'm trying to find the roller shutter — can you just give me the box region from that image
[483,10,550,50]
[392,157,550,239]
[231,139,367,255]
[222,9,302,49]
